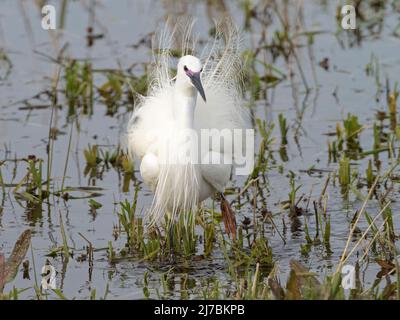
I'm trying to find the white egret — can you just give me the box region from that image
[126,20,250,239]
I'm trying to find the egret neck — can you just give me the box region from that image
[173,79,197,130]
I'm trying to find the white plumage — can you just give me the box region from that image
[126,19,250,229]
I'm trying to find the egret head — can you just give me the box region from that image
[177,55,206,102]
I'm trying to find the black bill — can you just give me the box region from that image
[189,72,206,102]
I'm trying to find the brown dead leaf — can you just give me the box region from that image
[286,260,321,299]
[376,259,395,270]
[221,198,237,240]
[5,229,32,284]
[268,276,285,300]
[376,259,396,278]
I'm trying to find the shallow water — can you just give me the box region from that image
[1,0,400,299]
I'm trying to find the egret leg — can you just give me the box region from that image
[220,192,237,240]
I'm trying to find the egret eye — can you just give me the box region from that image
[183,65,188,72]
[200,68,203,72]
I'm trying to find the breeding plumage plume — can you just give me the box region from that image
[126,18,250,239]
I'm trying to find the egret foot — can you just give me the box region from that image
[220,193,237,241]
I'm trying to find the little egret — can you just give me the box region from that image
[126,20,250,239]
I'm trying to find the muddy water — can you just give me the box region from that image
[0,0,400,299]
